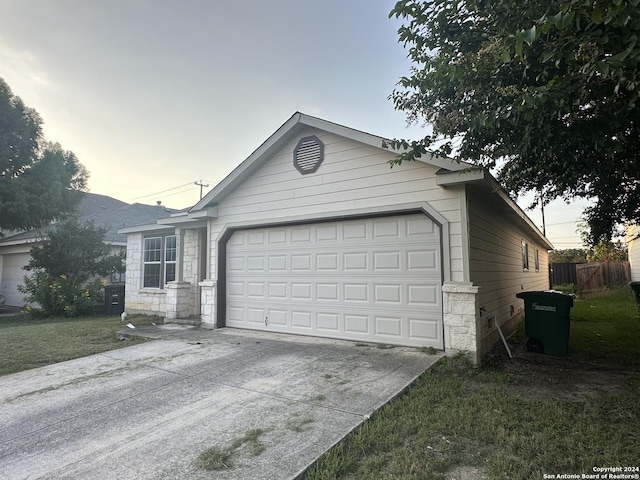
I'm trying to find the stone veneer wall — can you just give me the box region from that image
[199,280,216,328]
[165,281,191,319]
[181,228,203,317]
[442,281,481,363]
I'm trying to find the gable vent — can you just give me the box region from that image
[294,135,324,174]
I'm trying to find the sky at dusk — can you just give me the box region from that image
[0,0,589,248]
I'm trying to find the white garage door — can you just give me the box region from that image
[225,214,443,348]
[1,253,31,307]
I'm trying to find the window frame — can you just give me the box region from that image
[143,234,177,289]
[534,247,540,272]
[522,240,530,272]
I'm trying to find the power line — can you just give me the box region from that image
[128,182,195,201]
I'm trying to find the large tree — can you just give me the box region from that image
[388,0,640,244]
[0,78,87,235]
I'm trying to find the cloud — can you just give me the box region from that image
[0,35,55,101]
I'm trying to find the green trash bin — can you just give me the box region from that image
[104,284,125,316]
[516,291,575,356]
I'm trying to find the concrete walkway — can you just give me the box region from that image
[0,326,442,480]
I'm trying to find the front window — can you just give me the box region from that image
[534,247,540,272]
[143,235,177,288]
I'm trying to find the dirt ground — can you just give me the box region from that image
[485,337,639,402]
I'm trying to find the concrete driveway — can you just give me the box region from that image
[0,326,442,480]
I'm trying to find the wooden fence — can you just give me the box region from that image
[576,262,631,293]
[550,262,583,286]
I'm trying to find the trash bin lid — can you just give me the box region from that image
[516,290,574,298]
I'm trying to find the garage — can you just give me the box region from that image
[0,252,30,307]
[225,213,443,348]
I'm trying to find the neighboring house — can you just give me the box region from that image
[0,193,175,307]
[625,225,640,281]
[121,112,552,362]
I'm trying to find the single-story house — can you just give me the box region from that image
[0,193,175,307]
[625,225,640,281]
[121,112,552,362]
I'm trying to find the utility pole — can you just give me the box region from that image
[194,180,209,200]
[540,194,546,236]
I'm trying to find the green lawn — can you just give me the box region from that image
[569,287,640,365]
[0,313,162,376]
[305,287,640,479]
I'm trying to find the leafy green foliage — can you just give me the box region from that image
[19,272,104,317]
[549,248,588,263]
[0,77,87,234]
[389,0,640,244]
[586,240,628,262]
[19,219,124,316]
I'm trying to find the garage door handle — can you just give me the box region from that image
[265,316,268,326]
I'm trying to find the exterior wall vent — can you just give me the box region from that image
[293,135,324,174]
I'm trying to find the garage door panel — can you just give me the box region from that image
[292,311,312,328]
[317,283,338,301]
[408,284,439,305]
[247,308,265,325]
[407,249,439,270]
[375,316,402,337]
[226,214,444,348]
[409,317,442,341]
[345,314,369,334]
[291,254,312,271]
[268,309,287,326]
[268,282,287,298]
[317,312,339,331]
[344,283,368,302]
[1,253,31,307]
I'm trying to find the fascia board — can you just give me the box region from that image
[118,224,174,234]
[492,183,554,250]
[436,168,486,186]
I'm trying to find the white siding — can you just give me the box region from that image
[626,225,640,282]
[208,128,465,289]
[467,186,550,357]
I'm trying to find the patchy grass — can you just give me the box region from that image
[196,428,268,471]
[304,288,640,480]
[569,287,640,364]
[305,354,640,480]
[419,346,438,355]
[286,416,315,433]
[0,313,162,376]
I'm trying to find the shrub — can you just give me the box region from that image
[19,273,105,317]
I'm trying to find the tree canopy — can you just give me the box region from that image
[0,77,87,234]
[389,0,640,244]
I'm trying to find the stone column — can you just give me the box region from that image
[442,281,480,363]
[165,281,191,320]
[199,280,216,328]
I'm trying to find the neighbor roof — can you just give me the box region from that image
[0,193,176,246]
